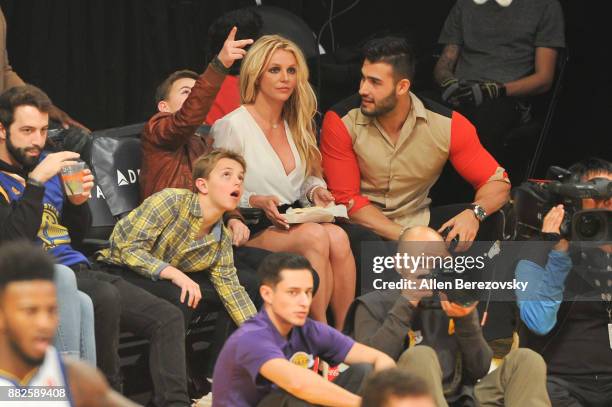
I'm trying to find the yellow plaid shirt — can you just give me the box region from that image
[97,188,256,325]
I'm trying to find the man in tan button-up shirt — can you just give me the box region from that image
[322,37,510,247]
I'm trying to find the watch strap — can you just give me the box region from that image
[27,178,45,188]
[470,204,486,222]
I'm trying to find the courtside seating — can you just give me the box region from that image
[83,123,217,397]
[83,122,145,253]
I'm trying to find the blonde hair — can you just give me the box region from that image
[240,35,322,176]
[192,149,247,183]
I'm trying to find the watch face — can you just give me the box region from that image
[472,205,486,221]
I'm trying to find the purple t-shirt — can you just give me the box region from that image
[212,308,355,407]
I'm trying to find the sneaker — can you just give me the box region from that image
[192,392,212,407]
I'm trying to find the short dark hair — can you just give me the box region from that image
[361,368,432,407]
[207,8,263,75]
[257,252,316,287]
[0,241,55,294]
[155,70,200,104]
[362,37,416,82]
[0,85,53,129]
[568,157,612,181]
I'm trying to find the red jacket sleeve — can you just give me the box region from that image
[449,112,509,189]
[320,111,370,215]
[146,64,225,150]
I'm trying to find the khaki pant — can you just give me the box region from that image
[397,346,551,407]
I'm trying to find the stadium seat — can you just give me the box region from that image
[80,123,145,255]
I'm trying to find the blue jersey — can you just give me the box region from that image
[0,156,88,267]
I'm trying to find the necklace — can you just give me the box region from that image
[250,106,281,130]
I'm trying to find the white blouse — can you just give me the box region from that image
[211,106,326,207]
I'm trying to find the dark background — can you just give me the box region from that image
[1,0,609,175]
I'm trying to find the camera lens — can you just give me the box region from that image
[577,213,601,239]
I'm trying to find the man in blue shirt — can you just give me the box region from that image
[515,157,612,406]
[212,252,395,407]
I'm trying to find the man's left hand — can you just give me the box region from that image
[49,105,90,132]
[437,209,480,252]
[227,218,250,246]
[479,81,506,102]
[67,168,94,206]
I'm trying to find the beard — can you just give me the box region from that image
[6,327,46,368]
[6,132,41,170]
[360,91,398,117]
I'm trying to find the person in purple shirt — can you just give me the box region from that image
[212,252,395,407]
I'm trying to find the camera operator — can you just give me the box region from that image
[516,157,612,406]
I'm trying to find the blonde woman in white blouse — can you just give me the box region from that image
[211,35,356,329]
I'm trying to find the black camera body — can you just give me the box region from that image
[425,266,479,307]
[510,166,612,241]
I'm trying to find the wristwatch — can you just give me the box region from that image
[470,204,487,222]
[541,232,561,242]
[26,178,45,188]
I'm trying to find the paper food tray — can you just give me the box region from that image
[284,205,348,224]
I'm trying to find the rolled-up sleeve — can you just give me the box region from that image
[516,250,572,335]
[209,236,257,325]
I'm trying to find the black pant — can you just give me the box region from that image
[110,247,264,324]
[256,363,372,406]
[109,246,267,376]
[72,264,188,407]
[547,374,612,407]
[456,98,522,164]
